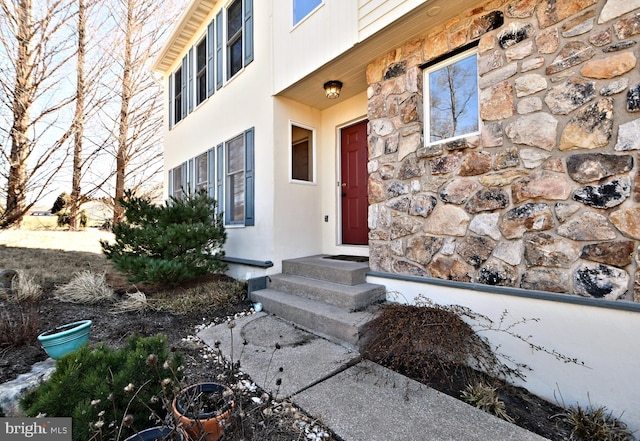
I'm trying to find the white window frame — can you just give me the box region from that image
[226,0,243,80]
[170,165,184,199]
[423,47,480,147]
[292,0,323,28]
[172,66,183,126]
[289,121,316,184]
[195,152,208,191]
[195,35,208,107]
[225,133,246,225]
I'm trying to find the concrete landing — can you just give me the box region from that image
[197,312,359,398]
[197,313,548,441]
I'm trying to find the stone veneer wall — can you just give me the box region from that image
[366,0,640,302]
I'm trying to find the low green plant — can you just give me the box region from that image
[101,189,227,286]
[462,382,513,423]
[21,334,183,441]
[557,404,635,441]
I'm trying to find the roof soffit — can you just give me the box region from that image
[153,0,218,73]
[277,0,479,110]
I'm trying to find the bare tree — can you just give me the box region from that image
[98,0,176,224]
[67,0,86,230]
[428,55,479,143]
[0,0,77,228]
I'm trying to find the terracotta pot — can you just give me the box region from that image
[124,426,187,441]
[37,320,92,359]
[172,383,234,441]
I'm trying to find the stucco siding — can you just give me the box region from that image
[371,274,640,434]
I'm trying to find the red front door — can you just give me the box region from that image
[340,120,369,245]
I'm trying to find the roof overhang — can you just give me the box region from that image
[276,0,478,111]
[153,0,218,74]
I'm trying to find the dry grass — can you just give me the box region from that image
[462,382,513,423]
[7,270,44,303]
[150,279,246,314]
[0,228,115,289]
[111,290,148,313]
[0,302,41,347]
[0,225,246,316]
[54,270,115,304]
[1,270,43,347]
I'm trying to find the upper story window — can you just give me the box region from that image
[169,0,253,129]
[423,47,479,146]
[173,66,183,125]
[196,38,207,106]
[227,0,243,78]
[293,0,322,26]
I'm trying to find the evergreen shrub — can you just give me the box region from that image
[21,334,183,441]
[101,190,227,286]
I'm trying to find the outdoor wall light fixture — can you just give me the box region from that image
[323,80,342,99]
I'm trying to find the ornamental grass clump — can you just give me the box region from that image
[5,270,43,303]
[54,270,115,304]
[462,381,513,423]
[557,404,635,441]
[20,334,183,441]
[0,271,42,347]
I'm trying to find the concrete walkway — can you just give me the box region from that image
[197,313,548,441]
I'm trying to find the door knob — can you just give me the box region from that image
[341,183,347,187]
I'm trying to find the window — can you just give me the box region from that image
[173,67,183,125]
[196,38,207,106]
[195,153,208,191]
[170,165,184,199]
[291,124,314,182]
[168,129,254,225]
[293,0,322,25]
[169,1,253,129]
[216,128,255,226]
[227,0,243,78]
[226,134,245,223]
[424,47,479,145]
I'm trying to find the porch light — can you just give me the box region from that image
[323,80,342,99]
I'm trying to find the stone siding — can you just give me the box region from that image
[367,0,640,302]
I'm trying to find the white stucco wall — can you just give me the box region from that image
[268,91,369,271]
[162,0,276,279]
[272,97,323,267]
[369,274,640,433]
[319,91,369,257]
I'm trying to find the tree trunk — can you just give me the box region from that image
[4,0,33,229]
[69,0,86,230]
[113,0,133,225]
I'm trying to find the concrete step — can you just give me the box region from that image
[268,273,385,311]
[251,289,379,350]
[282,255,369,286]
